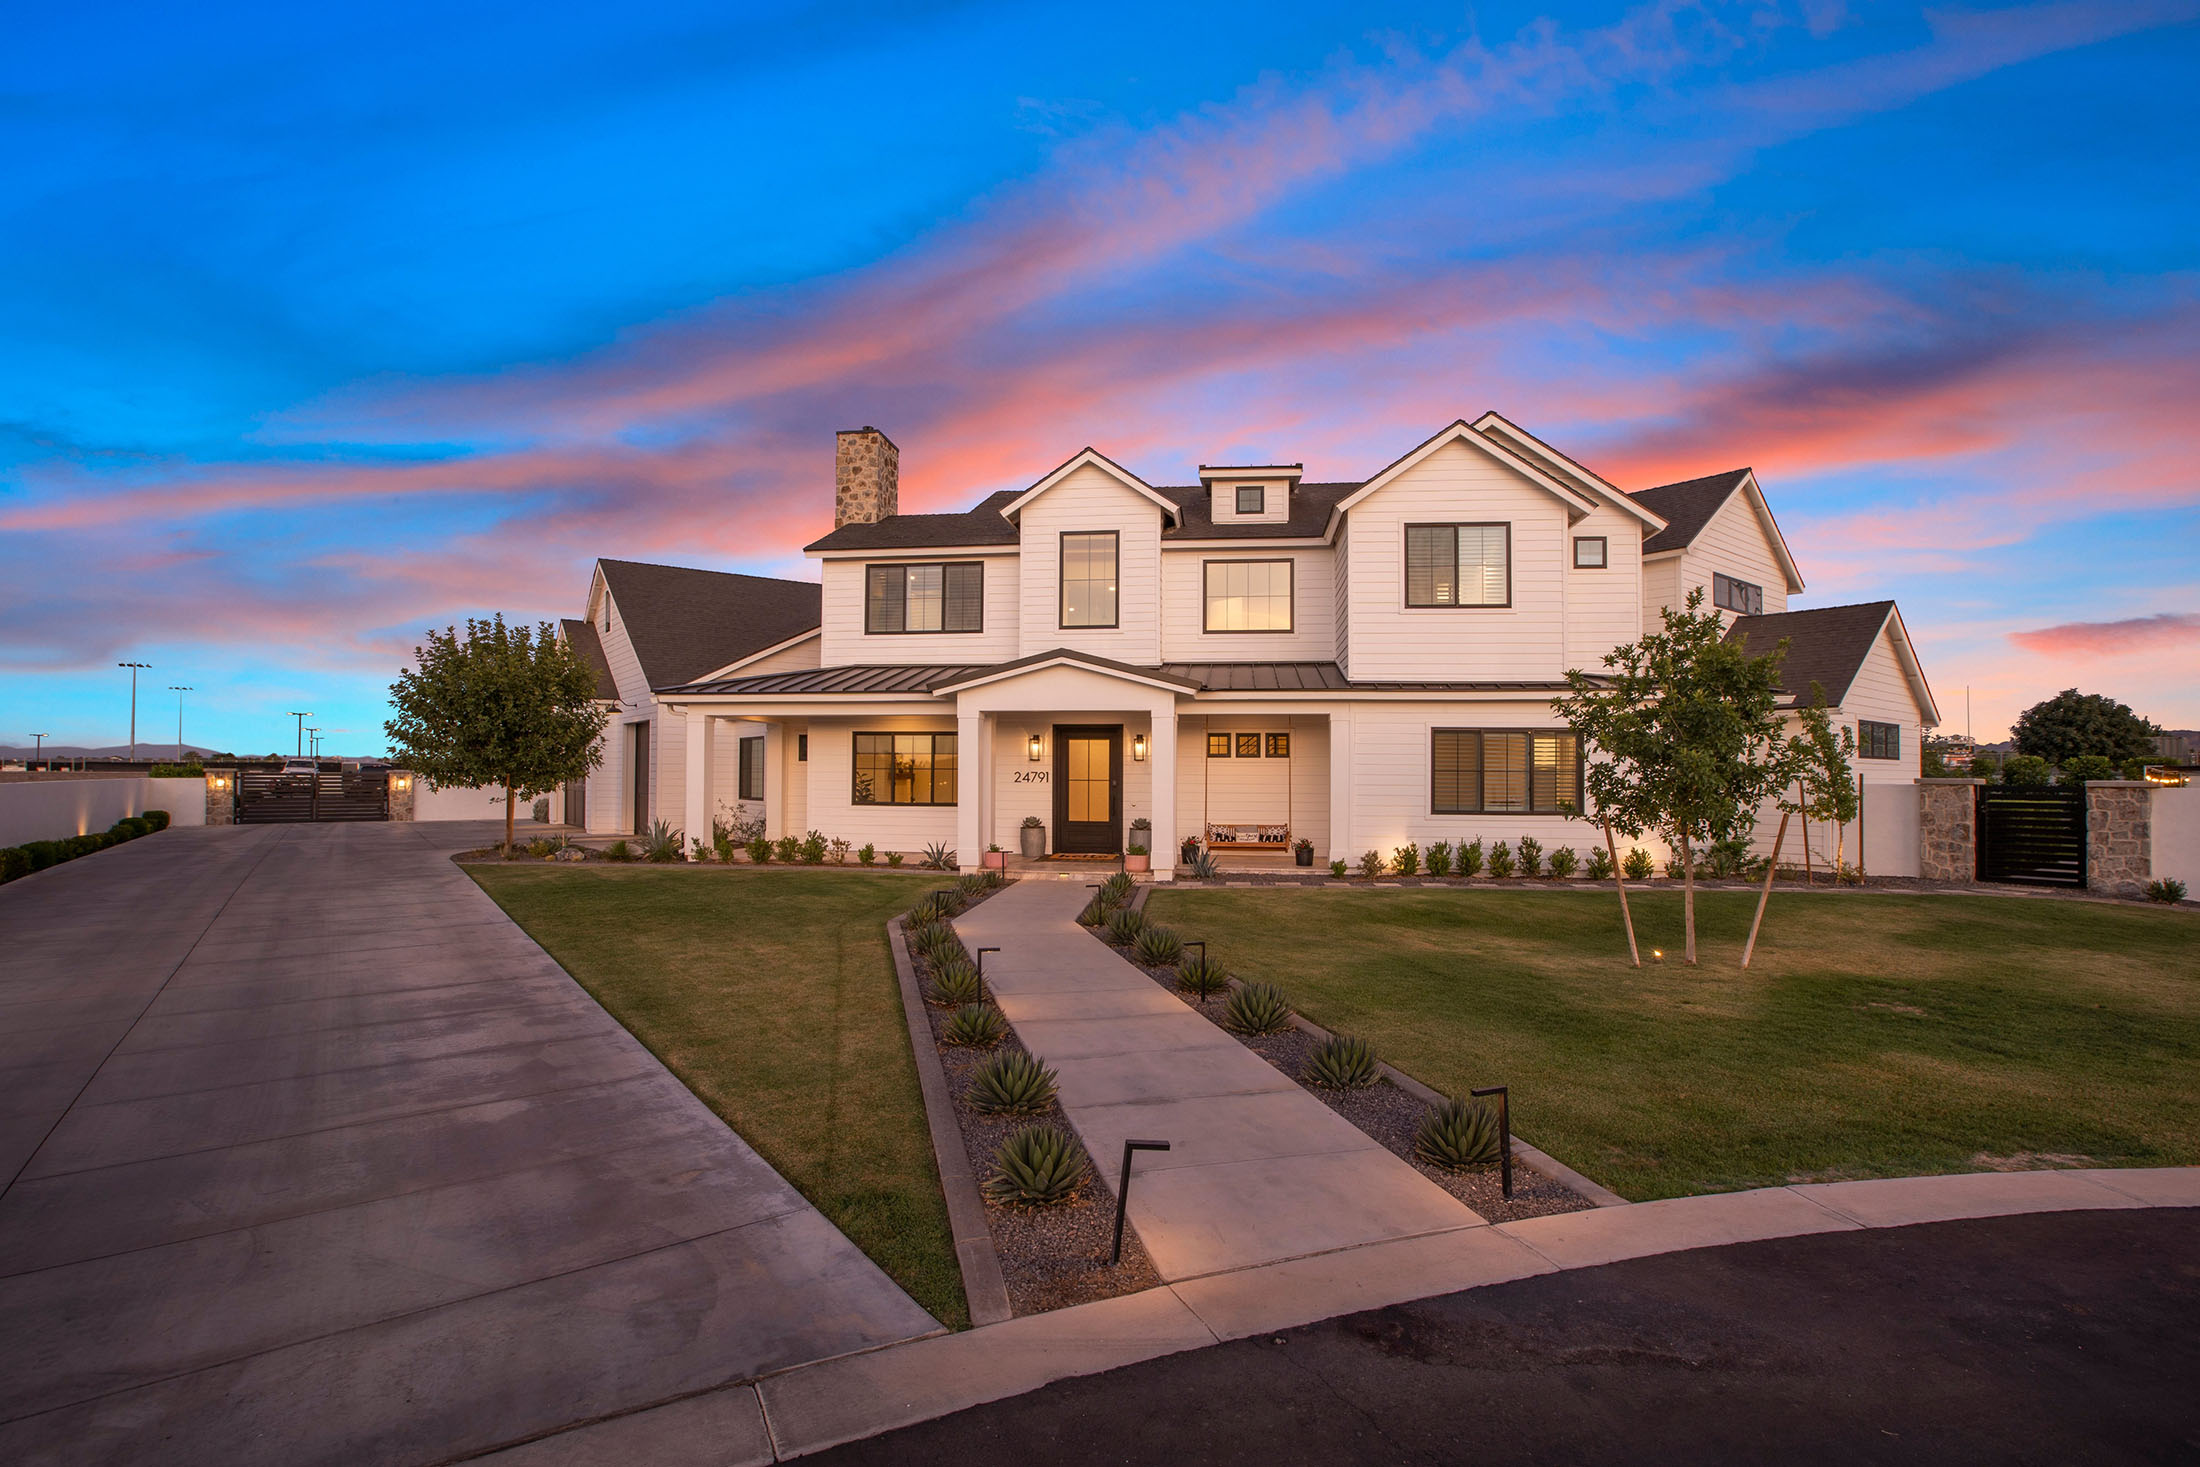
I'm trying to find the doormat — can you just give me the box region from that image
[1046,853,1121,861]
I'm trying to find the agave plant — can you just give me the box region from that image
[983,1124,1089,1206]
[1132,924,1183,966]
[1101,870,1136,902]
[916,924,966,968]
[1104,906,1145,945]
[968,1050,1059,1114]
[1304,1034,1378,1089]
[642,819,685,863]
[1076,895,1113,926]
[958,872,990,899]
[942,1002,1007,1047]
[1176,951,1230,1002]
[905,901,941,933]
[922,841,958,871]
[1414,1097,1502,1171]
[927,959,983,1007]
[1187,849,1221,879]
[924,887,966,919]
[1221,980,1291,1035]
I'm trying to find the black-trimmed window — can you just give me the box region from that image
[1203,559,1293,632]
[1432,730,1581,814]
[1573,536,1607,569]
[1859,721,1901,760]
[1235,733,1262,759]
[852,732,957,806]
[1060,531,1118,628]
[1235,485,1264,515]
[797,734,808,762]
[865,562,983,634]
[1712,572,1763,616]
[739,736,765,801]
[1265,732,1291,758]
[1405,523,1510,607]
[1207,733,1233,758]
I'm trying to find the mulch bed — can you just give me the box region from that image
[1089,914,1594,1225]
[907,888,1162,1316]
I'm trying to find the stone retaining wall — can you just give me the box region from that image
[2084,781,2152,896]
[1918,779,1981,882]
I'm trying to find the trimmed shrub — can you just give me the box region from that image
[1133,924,1183,966]
[1104,906,1145,945]
[2058,754,2118,785]
[857,843,877,865]
[798,830,828,864]
[1357,850,1384,878]
[1329,859,1348,878]
[1516,836,1542,878]
[745,835,772,864]
[1221,980,1291,1035]
[927,959,983,1008]
[1547,845,1579,878]
[147,763,203,778]
[1176,951,1230,1001]
[1425,840,1453,877]
[1457,837,1484,877]
[1623,846,1654,881]
[983,1124,1089,1207]
[1586,846,1614,881]
[1,847,29,883]
[1304,1034,1378,1090]
[886,851,905,866]
[943,1003,1007,1047]
[1415,1098,1502,1170]
[2002,754,2052,788]
[2147,878,2187,904]
[1392,844,1420,876]
[1486,841,1515,878]
[968,1050,1059,1115]
[143,809,172,830]
[774,835,801,863]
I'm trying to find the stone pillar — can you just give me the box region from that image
[2085,781,2153,896]
[205,768,237,825]
[683,712,713,859]
[1148,709,1177,883]
[1917,778,1981,883]
[834,427,899,529]
[386,770,415,822]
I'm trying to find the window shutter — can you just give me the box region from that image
[943,563,984,632]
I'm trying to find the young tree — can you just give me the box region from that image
[1556,590,1792,966]
[385,616,609,853]
[2012,689,2158,765]
[1744,696,1855,968]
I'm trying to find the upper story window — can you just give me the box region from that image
[1573,536,1607,569]
[866,562,983,634]
[1060,531,1119,628]
[1431,730,1581,814]
[1859,720,1901,760]
[1405,523,1510,608]
[1235,485,1264,515]
[1204,559,1293,632]
[1712,572,1763,616]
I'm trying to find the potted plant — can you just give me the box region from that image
[1180,834,1202,866]
[983,843,1007,870]
[1292,836,1315,867]
[1020,814,1046,859]
[1126,818,1151,873]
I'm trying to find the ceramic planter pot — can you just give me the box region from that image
[1126,852,1150,873]
[1020,824,1046,858]
[1295,847,1314,866]
[982,850,1007,869]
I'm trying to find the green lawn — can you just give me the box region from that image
[1146,885,2200,1201]
[469,866,966,1327]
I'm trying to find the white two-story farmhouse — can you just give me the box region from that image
[565,417,1937,875]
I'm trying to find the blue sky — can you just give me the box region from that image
[3,0,2196,754]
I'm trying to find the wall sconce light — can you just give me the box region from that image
[1028,734,1043,762]
[393,775,411,791]
[210,775,229,790]
[1132,733,1147,762]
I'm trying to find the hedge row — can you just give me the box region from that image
[0,809,170,885]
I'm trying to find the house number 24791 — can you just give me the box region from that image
[1013,770,1049,783]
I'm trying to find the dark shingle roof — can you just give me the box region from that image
[596,559,821,688]
[1155,483,1357,539]
[1724,601,1896,708]
[1629,469,1751,554]
[803,491,1021,552]
[558,618,619,701]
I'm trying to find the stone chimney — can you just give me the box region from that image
[834,427,899,529]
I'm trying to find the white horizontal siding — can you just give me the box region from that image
[1207,478,1294,524]
[1177,714,1329,854]
[1016,466,1164,664]
[986,715,1156,854]
[1678,490,1791,621]
[804,715,961,859]
[1563,500,1644,673]
[819,554,1020,667]
[1158,547,1336,662]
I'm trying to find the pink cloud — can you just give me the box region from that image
[2010,612,2200,658]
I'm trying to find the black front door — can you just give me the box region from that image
[1052,725,1122,854]
[629,722,651,834]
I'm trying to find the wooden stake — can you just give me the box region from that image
[1603,820,1640,967]
[1742,810,1788,969]
[1678,830,1698,965]
[1796,779,1813,886]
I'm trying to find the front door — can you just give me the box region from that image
[629,722,651,835]
[1052,725,1122,854]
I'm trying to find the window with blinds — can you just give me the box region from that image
[1060,531,1119,628]
[851,732,957,806]
[1203,559,1293,631]
[864,562,984,634]
[1431,730,1582,813]
[1405,523,1509,607]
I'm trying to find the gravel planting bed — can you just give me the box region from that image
[906,889,1162,1315]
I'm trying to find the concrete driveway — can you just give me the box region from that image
[0,820,937,1466]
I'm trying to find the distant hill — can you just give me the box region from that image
[0,744,371,761]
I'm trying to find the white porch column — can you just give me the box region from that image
[1327,709,1354,865]
[1148,705,1177,881]
[956,707,984,871]
[683,710,712,860]
[763,721,789,840]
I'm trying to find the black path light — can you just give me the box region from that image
[1471,1085,1513,1199]
[1111,1138,1171,1264]
[975,946,999,988]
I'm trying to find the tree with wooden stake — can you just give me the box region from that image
[1743,696,1856,968]
[1555,590,1791,966]
[385,616,609,854]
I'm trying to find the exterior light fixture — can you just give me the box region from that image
[393,775,411,790]
[1028,733,1043,762]
[1132,733,1147,762]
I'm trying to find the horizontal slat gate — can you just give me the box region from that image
[236,767,389,823]
[1976,787,2085,887]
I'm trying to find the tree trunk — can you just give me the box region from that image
[1742,810,1788,969]
[1679,829,1698,965]
[1603,820,1640,968]
[504,788,516,855]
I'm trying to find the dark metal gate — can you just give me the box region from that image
[237,766,390,823]
[1976,786,2085,887]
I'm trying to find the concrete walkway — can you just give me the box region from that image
[0,820,937,1467]
[953,880,1480,1280]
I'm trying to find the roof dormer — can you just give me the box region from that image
[1199,463,1301,526]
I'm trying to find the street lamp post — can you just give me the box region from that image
[167,687,194,762]
[308,728,322,760]
[30,733,48,769]
[289,711,311,758]
[118,663,151,761]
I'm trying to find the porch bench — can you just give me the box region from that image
[1206,823,1290,849]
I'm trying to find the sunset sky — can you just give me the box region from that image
[4,0,2196,755]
